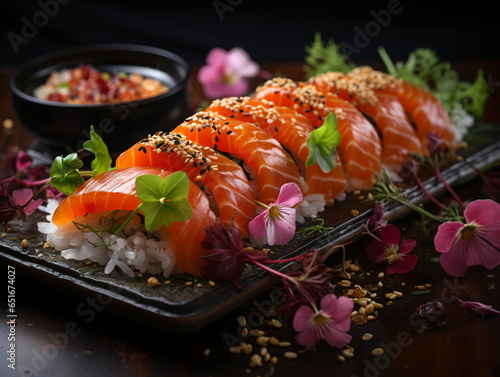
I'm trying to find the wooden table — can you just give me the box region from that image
[1,62,499,377]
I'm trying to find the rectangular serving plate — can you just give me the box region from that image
[1,122,499,333]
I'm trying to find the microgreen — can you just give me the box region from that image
[306,112,341,173]
[49,126,113,195]
[82,125,113,177]
[135,172,192,232]
[296,218,333,236]
[377,47,489,118]
[303,32,356,78]
[73,220,118,248]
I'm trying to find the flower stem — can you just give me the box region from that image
[431,168,464,209]
[390,194,449,223]
[250,258,297,284]
[20,180,50,210]
[255,199,270,209]
[413,176,444,209]
[112,205,141,235]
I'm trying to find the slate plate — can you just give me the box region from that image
[1,122,499,333]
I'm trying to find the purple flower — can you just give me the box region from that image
[289,249,336,303]
[434,199,500,277]
[453,296,500,317]
[293,294,353,350]
[6,150,50,186]
[0,186,43,224]
[367,203,387,230]
[197,47,260,99]
[366,224,418,274]
[426,132,448,157]
[202,221,268,286]
[248,182,303,246]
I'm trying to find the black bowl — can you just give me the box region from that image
[10,44,191,156]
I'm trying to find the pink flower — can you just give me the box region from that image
[293,294,353,350]
[366,224,418,274]
[453,296,500,317]
[248,182,303,246]
[0,186,43,224]
[434,199,500,277]
[197,47,260,99]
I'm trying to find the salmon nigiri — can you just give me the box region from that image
[115,132,255,237]
[173,111,302,204]
[207,96,347,205]
[51,166,216,276]
[308,72,425,172]
[254,78,382,191]
[349,67,455,150]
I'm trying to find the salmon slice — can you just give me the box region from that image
[254,78,382,191]
[309,72,425,172]
[172,111,302,204]
[115,132,255,237]
[207,96,347,205]
[349,67,455,150]
[51,166,216,276]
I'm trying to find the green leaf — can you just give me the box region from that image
[306,112,341,173]
[135,172,193,232]
[303,32,356,78]
[378,47,489,120]
[49,153,85,195]
[459,69,489,117]
[82,125,113,177]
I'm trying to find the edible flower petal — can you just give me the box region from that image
[198,47,260,99]
[202,221,268,286]
[293,294,353,350]
[453,296,500,317]
[366,224,418,274]
[248,183,303,246]
[434,199,500,276]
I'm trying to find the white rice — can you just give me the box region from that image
[37,200,177,278]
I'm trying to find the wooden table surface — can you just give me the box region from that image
[1,61,500,377]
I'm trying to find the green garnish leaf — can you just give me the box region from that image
[296,218,333,236]
[82,125,113,177]
[377,46,489,119]
[58,82,70,89]
[49,153,85,195]
[306,112,341,173]
[135,172,193,232]
[303,32,356,78]
[410,289,431,296]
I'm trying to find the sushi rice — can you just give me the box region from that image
[38,199,178,278]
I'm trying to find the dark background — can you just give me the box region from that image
[2,0,500,68]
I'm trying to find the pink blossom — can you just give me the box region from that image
[197,47,260,99]
[434,199,500,277]
[248,182,303,246]
[366,224,418,274]
[293,294,353,350]
[453,296,500,317]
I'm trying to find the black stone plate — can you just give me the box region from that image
[1,122,499,333]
